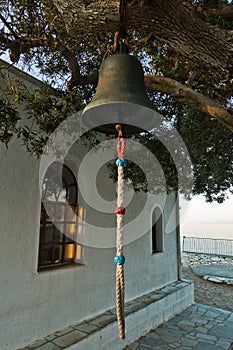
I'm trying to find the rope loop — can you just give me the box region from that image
[116,123,126,158]
[119,0,127,38]
[115,123,123,137]
[117,138,126,159]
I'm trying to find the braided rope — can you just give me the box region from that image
[115,124,126,340]
[116,265,125,339]
[117,166,124,256]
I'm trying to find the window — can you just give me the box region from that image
[38,162,78,271]
[152,207,164,254]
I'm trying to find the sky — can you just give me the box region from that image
[180,194,233,240]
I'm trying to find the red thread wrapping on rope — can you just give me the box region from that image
[117,137,126,159]
[115,206,126,215]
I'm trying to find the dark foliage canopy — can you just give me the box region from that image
[0,0,233,202]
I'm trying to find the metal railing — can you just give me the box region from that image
[182,236,233,257]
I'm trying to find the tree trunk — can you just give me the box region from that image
[52,0,233,76]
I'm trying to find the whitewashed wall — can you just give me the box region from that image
[0,62,179,350]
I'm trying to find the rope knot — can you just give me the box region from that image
[115,206,126,215]
[114,255,125,265]
[116,158,127,167]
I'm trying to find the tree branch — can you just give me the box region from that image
[144,75,233,132]
[52,0,233,76]
[2,33,232,132]
[0,13,19,39]
[64,68,233,133]
[204,3,233,19]
[0,31,9,47]
[131,33,155,50]
[5,36,95,90]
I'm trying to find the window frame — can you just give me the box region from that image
[38,162,78,271]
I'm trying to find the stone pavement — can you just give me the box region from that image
[182,253,233,312]
[124,303,233,350]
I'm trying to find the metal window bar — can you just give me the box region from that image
[38,202,77,270]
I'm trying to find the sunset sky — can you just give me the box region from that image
[180,194,233,240]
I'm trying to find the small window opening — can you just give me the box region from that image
[152,207,164,254]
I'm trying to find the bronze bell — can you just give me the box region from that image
[82,53,161,135]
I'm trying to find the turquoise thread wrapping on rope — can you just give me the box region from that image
[116,158,127,167]
[114,255,125,265]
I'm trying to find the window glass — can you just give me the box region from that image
[38,162,78,270]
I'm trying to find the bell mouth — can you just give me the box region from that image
[82,101,161,135]
[88,123,144,136]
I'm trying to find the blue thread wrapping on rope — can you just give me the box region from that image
[114,255,125,265]
[116,158,127,167]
